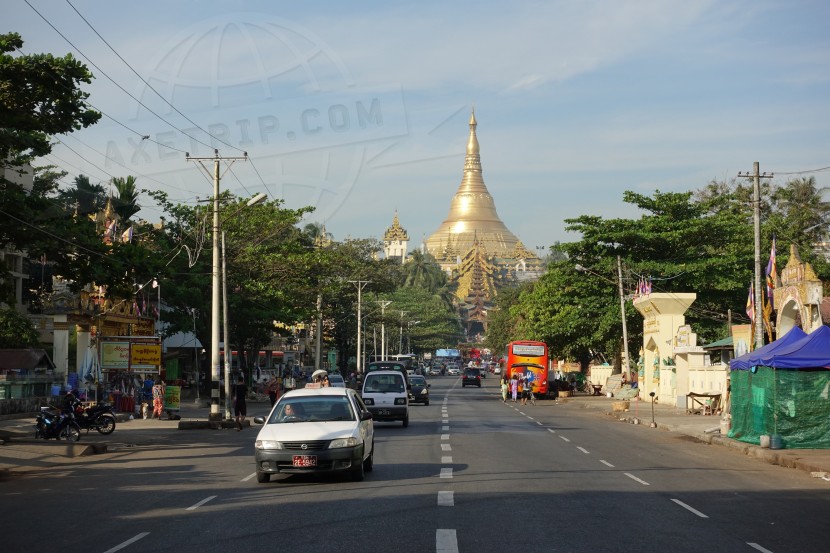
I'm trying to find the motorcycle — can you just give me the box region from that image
[34,406,81,441]
[72,400,117,435]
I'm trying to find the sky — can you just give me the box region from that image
[5,0,830,253]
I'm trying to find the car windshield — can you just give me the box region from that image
[410,376,426,386]
[267,397,354,424]
[363,374,405,393]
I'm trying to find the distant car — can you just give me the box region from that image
[365,361,411,388]
[327,374,346,388]
[428,368,441,376]
[493,366,502,375]
[408,375,430,405]
[462,368,481,387]
[448,367,461,376]
[252,387,374,483]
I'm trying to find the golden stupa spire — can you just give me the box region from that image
[424,109,522,261]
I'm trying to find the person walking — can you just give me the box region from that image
[233,375,248,431]
[267,377,279,407]
[151,378,165,419]
[519,375,527,405]
[500,375,509,403]
[510,374,519,402]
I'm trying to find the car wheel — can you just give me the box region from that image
[424,399,430,406]
[351,455,365,481]
[402,414,409,428]
[256,471,270,483]
[363,442,374,472]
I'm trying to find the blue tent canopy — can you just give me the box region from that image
[729,327,807,371]
[766,325,830,369]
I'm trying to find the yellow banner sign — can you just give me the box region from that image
[131,344,162,366]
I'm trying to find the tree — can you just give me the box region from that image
[0,307,40,348]
[0,33,100,169]
[111,176,141,222]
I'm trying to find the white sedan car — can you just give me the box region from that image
[253,387,374,482]
[448,367,461,376]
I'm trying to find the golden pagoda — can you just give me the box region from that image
[424,110,524,262]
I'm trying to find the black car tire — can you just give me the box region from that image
[256,471,270,483]
[351,455,365,481]
[364,442,374,472]
[402,414,409,428]
[424,399,430,406]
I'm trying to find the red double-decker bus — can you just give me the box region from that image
[505,340,550,398]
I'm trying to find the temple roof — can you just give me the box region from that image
[383,211,409,242]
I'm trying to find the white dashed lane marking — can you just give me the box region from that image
[624,473,650,486]
[600,460,614,468]
[577,446,589,454]
[440,468,453,479]
[186,495,217,510]
[436,529,459,553]
[437,491,454,506]
[441,443,452,451]
[671,498,708,518]
[102,532,150,553]
[558,435,570,443]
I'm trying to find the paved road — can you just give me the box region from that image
[1,377,830,553]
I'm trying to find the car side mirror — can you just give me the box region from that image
[427,384,431,388]
[361,411,373,421]
[253,416,265,425]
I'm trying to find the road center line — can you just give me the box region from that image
[558,435,570,442]
[671,498,709,518]
[436,529,459,553]
[577,446,590,454]
[241,473,256,482]
[440,468,453,478]
[746,543,774,553]
[437,491,454,506]
[547,428,556,434]
[186,495,217,510]
[624,473,650,486]
[102,532,150,553]
[442,456,452,464]
[600,460,615,467]
[441,434,450,440]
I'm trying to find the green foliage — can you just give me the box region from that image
[0,307,39,348]
[0,33,100,168]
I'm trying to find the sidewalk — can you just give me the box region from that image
[556,393,830,482]
[2,393,830,482]
[0,397,272,481]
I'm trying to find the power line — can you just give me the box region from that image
[775,165,830,176]
[23,0,217,152]
[64,0,246,156]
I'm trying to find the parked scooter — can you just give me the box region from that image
[73,401,117,434]
[34,406,81,441]
[66,391,117,435]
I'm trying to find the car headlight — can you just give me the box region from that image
[329,437,359,449]
[363,398,374,405]
[420,389,428,395]
[394,397,407,405]
[255,439,283,450]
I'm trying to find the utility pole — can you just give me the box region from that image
[315,291,323,371]
[738,162,773,351]
[376,300,392,361]
[617,255,631,379]
[348,281,370,373]
[398,310,408,355]
[187,150,247,421]
[222,231,231,419]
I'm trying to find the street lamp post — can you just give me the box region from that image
[221,194,267,419]
[575,261,631,379]
[377,300,391,361]
[407,320,421,354]
[348,281,371,374]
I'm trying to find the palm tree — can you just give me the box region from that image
[112,176,141,223]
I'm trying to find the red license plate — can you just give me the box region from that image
[292,455,317,467]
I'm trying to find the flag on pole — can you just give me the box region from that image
[121,226,133,243]
[746,282,755,323]
[766,236,777,310]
